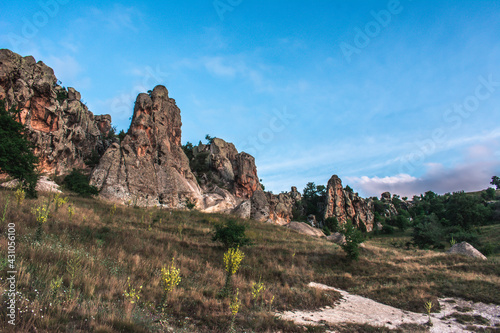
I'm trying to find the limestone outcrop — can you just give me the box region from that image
[0,49,111,174]
[323,175,374,232]
[90,86,202,208]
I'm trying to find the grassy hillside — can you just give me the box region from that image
[0,189,499,332]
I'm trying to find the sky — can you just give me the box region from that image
[1,0,499,198]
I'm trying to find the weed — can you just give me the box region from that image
[229,288,241,332]
[221,247,244,297]
[1,195,9,224]
[160,258,181,307]
[53,193,68,212]
[251,278,266,309]
[33,205,49,241]
[14,187,25,207]
[67,205,75,222]
[424,301,433,326]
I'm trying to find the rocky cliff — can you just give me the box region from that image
[323,175,374,232]
[90,86,202,208]
[0,49,111,174]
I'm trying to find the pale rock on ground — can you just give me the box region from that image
[277,282,500,332]
[286,222,325,238]
[1,176,61,193]
[447,241,487,260]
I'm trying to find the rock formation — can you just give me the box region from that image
[380,191,398,218]
[90,86,202,207]
[250,187,302,225]
[192,138,260,199]
[323,175,374,232]
[0,49,111,174]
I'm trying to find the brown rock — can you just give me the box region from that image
[0,49,111,175]
[323,175,374,231]
[90,86,202,208]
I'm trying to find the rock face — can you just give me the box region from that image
[90,86,202,207]
[193,138,260,199]
[0,49,111,174]
[447,242,487,260]
[250,188,301,225]
[323,175,374,232]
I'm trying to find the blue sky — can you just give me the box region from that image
[1,0,499,197]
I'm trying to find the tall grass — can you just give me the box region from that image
[0,188,498,332]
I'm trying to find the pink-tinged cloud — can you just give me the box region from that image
[349,144,500,198]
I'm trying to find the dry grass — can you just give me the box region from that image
[0,188,499,332]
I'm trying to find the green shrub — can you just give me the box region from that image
[212,220,251,249]
[56,88,68,104]
[63,170,99,197]
[324,216,339,233]
[340,220,365,261]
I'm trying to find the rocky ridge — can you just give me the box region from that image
[1,49,378,230]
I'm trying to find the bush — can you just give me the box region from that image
[212,220,251,249]
[340,220,365,261]
[324,216,339,233]
[63,170,99,197]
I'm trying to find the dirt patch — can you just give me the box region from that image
[276,282,500,332]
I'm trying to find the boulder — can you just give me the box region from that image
[0,49,111,175]
[90,85,202,208]
[1,176,61,193]
[286,222,325,238]
[232,200,251,219]
[326,232,346,245]
[323,175,374,231]
[447,242,487,260]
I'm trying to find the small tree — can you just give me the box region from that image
[213,220,251,249]
[340,220,365,261]
[0,100,39,197]
[491,176,500,190]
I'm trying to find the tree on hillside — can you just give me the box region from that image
[491,176,500,190]
[0,100,38,197]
